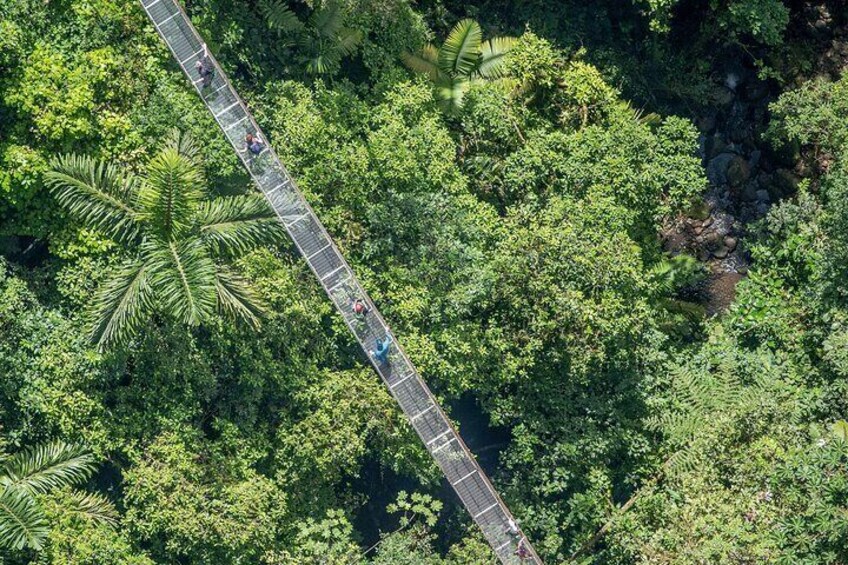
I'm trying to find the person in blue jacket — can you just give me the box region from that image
[371,336,393,364]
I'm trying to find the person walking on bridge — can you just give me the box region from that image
[245,133,265,156]
[353,298,370,317]
[371,335,393,364]
[194,43,215,88]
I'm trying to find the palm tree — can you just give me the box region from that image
[402,19,515,113]
[0,441,116,551]
[261,0,362,76]
[45,131,285,350]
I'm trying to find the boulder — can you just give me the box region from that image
[713,245,729,259]
[741,182,759,202]
[706,135,728,161]
[727,155,751,187]
[706,152,735,185]
[724,236,738,252]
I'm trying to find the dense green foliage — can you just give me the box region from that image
[1,0,847,563]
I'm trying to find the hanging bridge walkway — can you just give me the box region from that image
[139,1,542,563]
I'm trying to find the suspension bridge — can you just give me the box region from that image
[138,1,542,562]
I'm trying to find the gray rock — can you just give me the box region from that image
[702,217,713,228]
[727,156,751,187]
[713,246,729,259]
[742,183,759,202]
[724,236,738,252]
[706,135,729,161]
[749,150,762,170]
[706,153,735,185]
[756,189,771,203]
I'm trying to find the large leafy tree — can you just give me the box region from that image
[0,441,115,551]
[402,19,515,113]
[45,132,285,350]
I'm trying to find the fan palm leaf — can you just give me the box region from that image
[197,194,285,257]
[45,155,141,244]
[438,19,482,77]
[0,442,97,496]
[147,239,217,327]
[0,487,48,551]
[89,259,154,349]
[478,36,516,78]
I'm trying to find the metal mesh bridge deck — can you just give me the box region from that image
[138,1,542,562]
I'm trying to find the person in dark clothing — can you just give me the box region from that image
[194,43,215,88]
[371,336,393,364]
[514,539,530,560]
[245,133,265,156]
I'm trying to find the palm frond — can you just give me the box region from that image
[401,44,441,81]
[139,148,205,240]
[435,75,473,114]
[309,1,343,39]
[88,259,154,349]
[0,487,48,551]
[164,129,202,163]
[478,36,516,79]
[215,266,266,329]
[1,442,97,495]
[197,194,285,257]
[45,154,141,244]
[305,52,337,75]
[261,0,304,33]
[439,19,482,77]
[147,239,217,327]
[335,27,363,57]
[64,491,118,527]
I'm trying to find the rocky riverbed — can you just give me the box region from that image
[663,5,847,315]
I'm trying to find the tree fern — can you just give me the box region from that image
[261,0,360,76]
[656,347,778,481]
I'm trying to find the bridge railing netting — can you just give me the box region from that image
[139,1,542,562]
